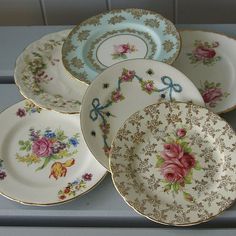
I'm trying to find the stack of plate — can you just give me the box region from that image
[0,8,235,226]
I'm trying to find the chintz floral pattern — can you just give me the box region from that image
[89,68,182,157]
[58,173,93,200]
[16,128,79,180]
[187,40,221,66]
[157,128,202,202]
[199,80,230,108]
[111,43,137,60]
[110,102,236,225]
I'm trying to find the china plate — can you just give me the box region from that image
[110,101,236,226]
[14,30,88,114]
[80,59,204,170]
[62,8,180,84]
[173,30,236,114]
[0,100,107,205]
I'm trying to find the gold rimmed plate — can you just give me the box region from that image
[173,30,236,114]
[80,59,204,171]
[110,101,236,226]
[14,30,88,114]
[0,100,107,205]
[62,8,181,84]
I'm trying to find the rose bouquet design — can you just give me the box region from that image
[111,43,137,60]
[156,128,202,202]
[16,128,79,180]
[199,80,230,108]
[187,40,221,66]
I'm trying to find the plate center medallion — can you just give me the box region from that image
[96,34,148,67]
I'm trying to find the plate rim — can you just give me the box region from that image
[80,58,205,171]
[62,8,181,84]
[109,100,236,226]
[176,29,236,115]
[14,29,87,115]
[0,100,108,206]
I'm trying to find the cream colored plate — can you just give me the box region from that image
[14,30,88,114]
[0,100,107,205]
[110,101,236,226]
[80,59,204,171]
[173,30,236,114]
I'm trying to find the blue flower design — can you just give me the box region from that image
[44,130,56,138]
[69,138,79,147]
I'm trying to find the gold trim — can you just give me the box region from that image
[0,100,108,206]
[177,29,236,115]
[79,58,204,172]
[62,8,181,84]
[109,100,236,226]
[14,29,86,115]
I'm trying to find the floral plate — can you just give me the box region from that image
[14,30,88,114]
[62,8,180,84]
[173,30,236,114]
[80,59,204,170]
[110,101,236,226]
[0,100,107,205]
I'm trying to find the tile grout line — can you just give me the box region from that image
[39,0,48,25]
[106,0,112,11]
[174,0,178,24]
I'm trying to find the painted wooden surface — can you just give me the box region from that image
[0,0,236,25]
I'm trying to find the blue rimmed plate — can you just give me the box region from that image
[62,8,181,84]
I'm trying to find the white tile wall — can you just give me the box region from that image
[0,0,236,25]
[0,0,44,25]
[110,0,175,22]
[43,0,107,25]
[176,0,236,23]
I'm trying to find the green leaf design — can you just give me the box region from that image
[156,155,164,168]
[18,140,24,145]
[184,170,192,184]
[194,160,202,170]
[35,156,52,171]
[172,182,180,193]
[56,129,67,141]
[183,191,194,202]
[164,183,171,192]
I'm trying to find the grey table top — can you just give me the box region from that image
[0,25,235,234]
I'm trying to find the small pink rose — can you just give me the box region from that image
[194,46,216,60]
[162,143,184,160]
[161,159,187,183]
[121,70,135,81]
[32,137,53,157]
[202,87,223,105]
[111,90,123,102]
[145,82,154,92]
[180,153,196,170]
[176,128,186,138]
[114,44,130,54]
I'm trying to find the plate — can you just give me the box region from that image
[62,8,180,84]
[110,101,236,226]
[0,100,107,205]
[14,30,88,114]
[80,59,205,170]
[173,30,236,114]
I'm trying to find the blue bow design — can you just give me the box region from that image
[160,76,182,100]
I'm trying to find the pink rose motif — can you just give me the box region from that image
[32,137,53,157]
[145,82,154,92]
[120,69,135,82]
[162,143,184,160]
[180,153,196,171]
[176,128,186,138]
[201,87,223,107]
[111,89,123,102]
[114,44,130,54]
[82,173,93,181]
[161,159,187,183]
[194,46,216,60]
